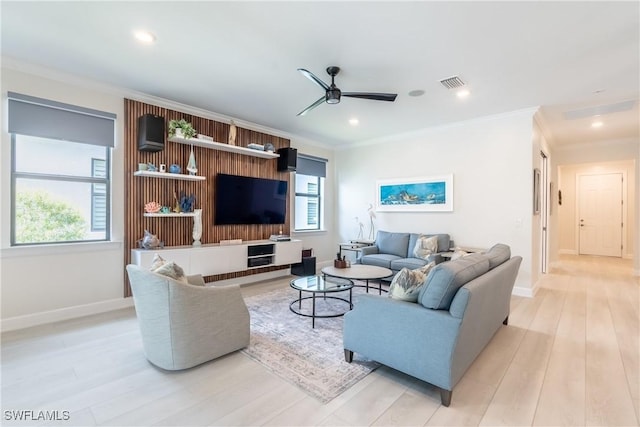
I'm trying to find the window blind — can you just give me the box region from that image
[8,92,116,147]
[297,153,327,177]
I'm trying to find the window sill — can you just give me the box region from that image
[292,229,328,235]
[0,241,122,259]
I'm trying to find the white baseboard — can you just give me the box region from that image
[512,285,536,298]
[1,297,135,332]
[559,249,578,255]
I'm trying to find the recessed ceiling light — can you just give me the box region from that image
[591,120,604,128]
[134,30,156,44]
[456,89,470,98]
[349,118,359,126]
[408,90,425,97]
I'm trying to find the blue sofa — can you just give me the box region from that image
[344,244,522,406]
[358,230,451,277]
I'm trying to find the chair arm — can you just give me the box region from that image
[168,282,250,343]
[186,274,206,286]
[357,245,379,259]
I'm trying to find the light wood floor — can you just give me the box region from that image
[2,255,638,426]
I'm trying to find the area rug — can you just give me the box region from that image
[241,285,380,403]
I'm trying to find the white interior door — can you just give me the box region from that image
[578,173,623,257]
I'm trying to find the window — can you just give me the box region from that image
[8,92,115,245]
[294,154,327,231]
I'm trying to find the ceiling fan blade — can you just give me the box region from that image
[342,92,398,102]
[297,96,326,116]
[298,68,330,91]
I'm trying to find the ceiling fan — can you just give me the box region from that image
[296,66,398,116]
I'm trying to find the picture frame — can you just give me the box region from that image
[533,168,541,215]
[376,174,453,212]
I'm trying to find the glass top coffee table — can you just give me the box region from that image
[289,275,354,328]
[321,264,393,295]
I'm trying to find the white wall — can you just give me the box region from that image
[334,109,538,295]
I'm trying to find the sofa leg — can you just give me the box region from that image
[344,349,353,363]
[503,316,509,325]
[440,388,452,407]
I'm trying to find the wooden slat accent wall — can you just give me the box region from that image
[124,99,291,297]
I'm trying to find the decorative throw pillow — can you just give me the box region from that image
[149,253,166,271]
[388,262,435,302]
[149,254,188,285]
[413,235,438,259]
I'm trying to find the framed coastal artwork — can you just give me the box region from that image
[376,174,453,212]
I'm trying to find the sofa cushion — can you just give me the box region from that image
[418,253,490,310]
[390,257,429,271]
[376,231,410,258]
[413,235,438,259]
[360,254,401,269]
[388,262,436,302]
[485,243,511,269]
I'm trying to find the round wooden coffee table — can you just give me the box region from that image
[321,264,393,295]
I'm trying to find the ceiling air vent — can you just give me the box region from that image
[439,76,466,90]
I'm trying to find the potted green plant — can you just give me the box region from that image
[168,119,197,139]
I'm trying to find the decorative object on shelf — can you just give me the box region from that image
[186,147,197,175]
[144,201,162,213]
[160,206,170,214]
[367,203,376,241]
[159,163,166,173]
[197,134,213,141]
[168,119,197,139]
[138,163,148,171]
[192,208,202,246]
[228,120,237,146]
[247,143,265,151]
[146,163,157,172]
[169,164,181,174]
[138,229,164,250]
[264,142,275,152]
[176,191,196,213]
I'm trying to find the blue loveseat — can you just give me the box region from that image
[344,243,522,406]
[358,230,451,277]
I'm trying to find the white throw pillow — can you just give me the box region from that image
[413,235,438,259]
[389,262,436,302]
[149,253,188,285]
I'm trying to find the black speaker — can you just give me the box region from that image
[277,147,297,172]
[138,114,165,152]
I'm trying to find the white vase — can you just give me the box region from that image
[192,209,202,246]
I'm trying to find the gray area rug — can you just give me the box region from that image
[241,285,380,403]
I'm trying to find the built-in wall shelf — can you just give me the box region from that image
[134,170,206,181]
[168,136,280,159]
[143,212,197,218]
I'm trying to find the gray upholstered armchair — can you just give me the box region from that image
[126,264,250,370]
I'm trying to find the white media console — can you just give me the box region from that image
[131,239,302,277]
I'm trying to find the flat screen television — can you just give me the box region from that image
[215,173,288,225]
